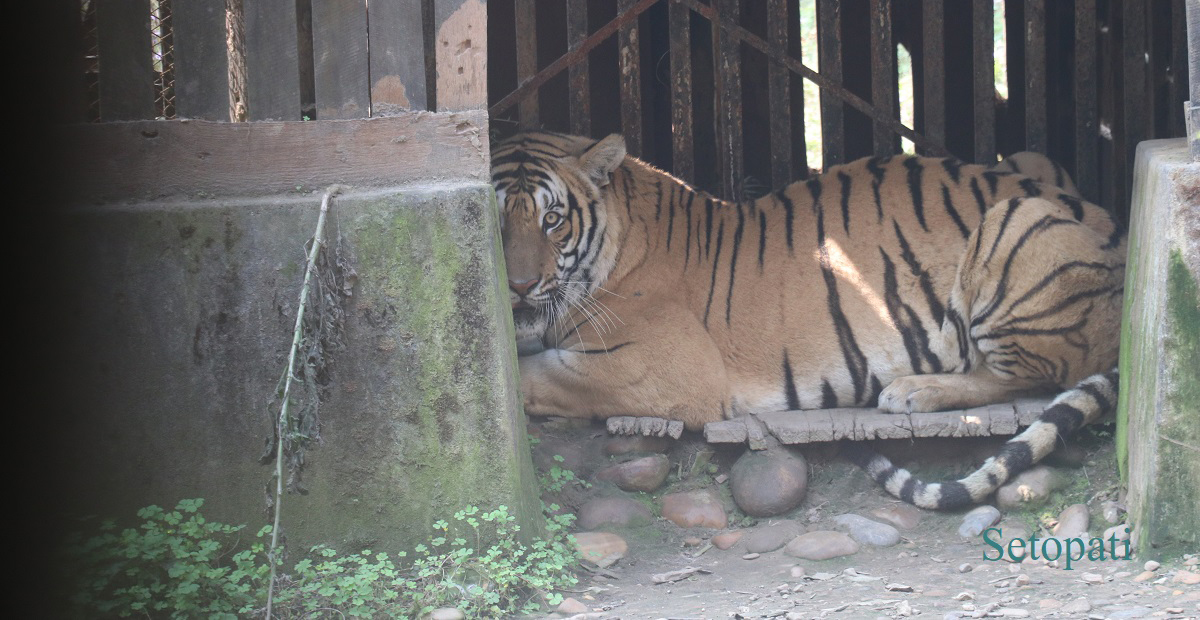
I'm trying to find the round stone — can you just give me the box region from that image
[1052,504,1090,538]
[573,531,628,566]
[958,505,1002,538]
[595,454,671,492]
[557,597,589,615]
[743,520,805,553]
[996,466,1066,510]
[604,435,672,455]
[834,513,901,547]
[712,530,744,550]
[784,530,860,561]
[870,503,924,530]
[660,489,728,529]
[729,447,808,517]
[576,496,653,530]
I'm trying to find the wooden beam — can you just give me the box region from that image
[1024,0,1047,153]
[972,0,995,163]
[96,0,155,121]
[818,0,845,167]
[312,0,370,119]
[1074,0,1098,201]
[172,2,229,120]
[713,0,744,199]
[567,0,591,136]
[245,0,301,120]
[515,0,539,127]
[619,0,644,156]
[787,0,808,177]
[434,0,488,111]
[922,0,946,151]
[1122,0,1150,209]
[870,0,896,157]
[57,112,491,202]
[669,0,694,182]
[768,0,793,187]
[369,0,429,113]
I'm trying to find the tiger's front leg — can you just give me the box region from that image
[518,301,730,431]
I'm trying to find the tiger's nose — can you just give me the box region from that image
[509,278,539,296]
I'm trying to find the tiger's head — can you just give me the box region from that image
[491,132,628,353]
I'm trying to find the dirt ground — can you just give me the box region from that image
[527,418,1200,620]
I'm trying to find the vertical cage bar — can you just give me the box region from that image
[670,0,694,182]
[619,0,644,156]
[369,0,428,113]
[514,0,538,127]
[768,0,792,187]
[172,1,228,119]
[818,0,845,167]
[922,0,945,151]
[714,0,744,199]
[787,0,808,177]
[245,0,301,120]
[567,0,590,135]
[1075,0,1099,200]
[1025,0,1047,153]
[311,0,369,119]
[870,0,895,157]
[95,0,155,120]
[972,0,995,163]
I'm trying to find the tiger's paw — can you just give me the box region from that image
[878,376,951,414]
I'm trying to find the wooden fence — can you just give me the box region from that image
[488,0,1191,220]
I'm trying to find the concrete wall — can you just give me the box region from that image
[1118,138,1200,557]
[47,116,541,553]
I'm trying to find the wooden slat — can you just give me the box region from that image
[1167,0,1186,138]
[369,0,429,113]
[818,0,845,167]
[96,0,155,121]
[972,0,995,163]
[787,0,808,177]
[1024,0,1047,154]
[870,0,896,157]
[1122,0,1150,204]
[922,0,946,151]
[1074,0,1099,201]
[245,0,301,120]
[619,0,644,156]
[312,0,370,119]
[566,0,591,136]
[768,0,792,187]
[172,3,228,120]
[669,0,694,182]
[515,0,539,127]
[434,0,488,111]
[57,112,491,202]
[713,0,744,199]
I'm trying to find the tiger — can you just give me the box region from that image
[492,130,1125,510]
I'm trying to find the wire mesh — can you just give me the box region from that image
[82,0,100,122]
[150,0,175,119]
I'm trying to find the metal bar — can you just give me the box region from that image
[818,0,845,165]
[619,0,644,155]
[768,0,792,186]
[678,0,946,156]
[922,0,945,151]
[1024,0,1047,153]
[713,0,743,199]
[972,0,995,163]
[669,0,694,182]
[567,0,590,135]
[1075,0,1098,200]
[515,0,539,127]
[490,0,658,117]
[870,0,895,156]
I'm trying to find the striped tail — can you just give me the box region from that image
[844,369,1119,510]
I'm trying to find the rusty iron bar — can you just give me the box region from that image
[490,0,659,117]
[674,0,947,156]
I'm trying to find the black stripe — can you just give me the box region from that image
[704,198,715,258]
[935,481,973,510]
[758,211,768,272]
[1002,260,1116,315]
[1078,383,1112,414]
[996,439,1034,475]
[654,180,663,220]
[947,307,970,363]
[1002,156,1023,174]
[816,204,869,403]
[904,158,929,231]
[972,215,1076,327]
[969,177,988,216]
[941,157,963,183]
[777,189,796,253]
[867,158,886,222]
[782,349,800,410]
[684,192,694,269]
[941,184,971,238]
[667,188,677,250]
[703,219,726,327]
[1058,193,1085,221]
[1053,160,1066,189]
[838,171,852,235]
[621,172,634,218]
[820,380,838,408]
[893,221,946,328]
[899,476,918,504]
[1042,403,1086,438]
[726,203,745,325]
[867,374,883,405]
[1019,178,1042,197]
[574,341,634,354]
[983,170,1002,196]
[985,198,1024,265]
[880,249,926,373]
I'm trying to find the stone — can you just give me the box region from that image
[1104,524,1132,543]
[1173,571,1200,585]
[427,608,466,620]
[1061,598,1092,614]
[660,489,728,529]
[958,505,1002,538]
[1144,560,1160,571]
[996,466,1066,509]
[573,531,628,567]
[1080,572,1104,584]
[1043,443,1088,468]
[784,531,860,561]
[595,454,670,492]
[870,503,923,530]
[995,609,1029,617]
[1053,503,1091,538]
[556,598,589,615]
[683,536,703,547]
[1132,570,1156,582]
[834,513,902,547]
[576,496,654,530]
[1014,574,1031,587]
[604,435,671,456]
[742,552,760,560]
[743,520,805,553]
[712,530,744,550]
[1123,139,1200,558]
[729,447,808,517]
[1102,500,1124,524]
[958,563,973,573]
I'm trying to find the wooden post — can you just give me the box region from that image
[922,0,946,152]
[369,0,429,113]
[1184,0,1198,161]
[434,0,487,111]
[172,3,229,120]
[818,0,845,167]
[567,0,591,136]
[1024,0,1047,154]
[96,0,155,121]
[714,0,744,199]
[619,0,644,156]
[787,0,807,177]
[312,0,370,119]
[1074,0,1099,199]
[1122,0,1150,209]
[515,0,538,127]
[869,0,895,157]
[669,0,694,183]
[768,0,792,187]
[972,0,995,163]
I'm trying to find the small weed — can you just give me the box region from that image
[540,454,591,493]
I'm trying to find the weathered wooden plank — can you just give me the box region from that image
[972,0,995,163]
[96,0,155,121]
[922,0,946,151]
[57,112,491,202]
[1075,0,1099,201]
[669,0,694,182]
[245,0,301,120]
[171,2,228,120]
[607,417,684,439]
[669,1,694,181]
[567,0,591,136]
[1167,0,1187,139]
[311,0,370,119]
[434,0,488,111]
[787,0,808,177]
[714,0,744,199]
[1123,0,1150,202]
[369,0,428,114]
[818,0,845,167]
[1024,0,1047,154]
[870,0,896,157]
[768,0,792,187]
[704,418,748,444]
[514,0,539,127]
[619,0,644,156]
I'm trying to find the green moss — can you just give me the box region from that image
[1166,251,1199,431]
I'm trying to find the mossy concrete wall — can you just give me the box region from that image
[1118,138,1200,557]
[50,183,542,553]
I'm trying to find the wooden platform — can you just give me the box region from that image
[702,399,1051,448]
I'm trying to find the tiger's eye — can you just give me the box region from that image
[543,211,562,229]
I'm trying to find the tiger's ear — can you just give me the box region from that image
[578,134,627,187]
